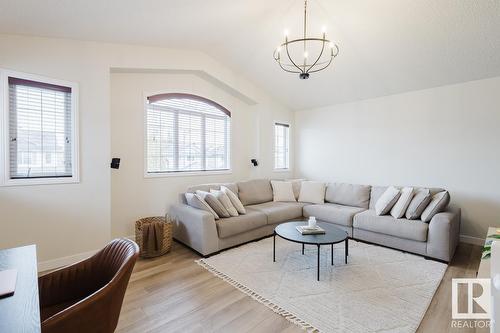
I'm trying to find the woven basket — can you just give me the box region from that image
[135,215,172,258]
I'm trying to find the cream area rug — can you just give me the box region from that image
[197,237,447,333]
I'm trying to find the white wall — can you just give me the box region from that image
[110,72,293,237]
[295,76,500,239]
[0,35,112,263]
[0,34,293,265]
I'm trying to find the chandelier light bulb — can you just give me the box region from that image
[284,29,289,37]
[329,42,335,48]
[276,46,281,53]
[304,51,309,58]
[322,26,327,33]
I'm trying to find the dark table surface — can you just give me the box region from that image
[275,221,348,245]
[0,244,41,333]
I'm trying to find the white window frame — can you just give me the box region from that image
[273,121,290,171]
[143,92,232,178]
[0,69,79,186]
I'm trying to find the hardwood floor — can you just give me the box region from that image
[117,241,485,333]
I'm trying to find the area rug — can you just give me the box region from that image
[197,237,447,333]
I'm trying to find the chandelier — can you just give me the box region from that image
[273,0,339,79]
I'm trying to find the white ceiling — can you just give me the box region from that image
[1,0,499,110]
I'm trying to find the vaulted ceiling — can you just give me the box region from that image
[1,0,499,110]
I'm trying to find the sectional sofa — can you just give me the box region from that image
[169,179,461,262]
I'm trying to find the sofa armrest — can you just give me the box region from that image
[426,207,461,262]
[169,204,218,256]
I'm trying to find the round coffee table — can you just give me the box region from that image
[273,221,349,281]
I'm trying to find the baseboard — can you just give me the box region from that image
[459,234,485,246]
[38,235,137,272]
[38,250,97,272]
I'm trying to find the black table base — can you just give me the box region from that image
[273,232,349,281]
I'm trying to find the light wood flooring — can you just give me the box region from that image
[117,241,485,333]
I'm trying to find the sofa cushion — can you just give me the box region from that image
[187,183,238,195]
[196,190,230,218]
[406,188,431,220]
[221,186,246,215]
[369,185,445,209]
[298,181,326,204]
[185,193,219,219]
[375,186,401,216]
[216,208,268,238]
[289,179,305,200]
[237,179,273,206]
[210,189,239,217]
[271,181,296,202]
[303,203,365,227]
[369,186,389,209]
[390,187,415,218]
[325,183,371,208]
[245,201,306,224]
[353,210,428,242]
[421,191,450,222]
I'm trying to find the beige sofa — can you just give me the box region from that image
[169,179,460,262]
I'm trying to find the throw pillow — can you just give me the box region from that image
[221,186,246,214]
[298,181,326,204]
[210,189,239,217]
[375,186,401,216]
[390,187,415,218]
[421,191,450,222]
[271,181,296,202]
[288,178,305,200]
[185,193,219,219]
[405,188,432,220]
[195,190,230,218]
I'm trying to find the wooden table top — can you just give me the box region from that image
[0,245,41,333]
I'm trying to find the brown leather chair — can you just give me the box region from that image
[38,238,139,333]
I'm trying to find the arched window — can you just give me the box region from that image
[145,93,231,174]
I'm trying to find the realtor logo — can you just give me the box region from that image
[452,278,491,319]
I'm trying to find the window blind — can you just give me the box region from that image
[274,122,289,169]
[8,77,73,179]
[146,95,231,173]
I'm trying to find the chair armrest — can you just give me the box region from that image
[426,207,461,262]
[169,204,218,256]
[38,256,95,307]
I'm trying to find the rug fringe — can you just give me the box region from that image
[196,259,320,333]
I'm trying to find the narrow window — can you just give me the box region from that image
[274,122,289,170]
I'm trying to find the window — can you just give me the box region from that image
[274,122,289,170]
[145,93,231,175]
[1,70,78,185]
